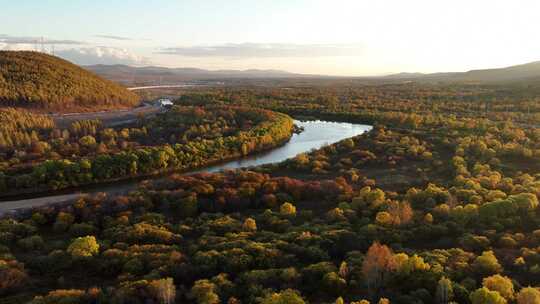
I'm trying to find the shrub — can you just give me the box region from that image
[17,235,44,251]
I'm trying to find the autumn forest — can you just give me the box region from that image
[1,53,540,304]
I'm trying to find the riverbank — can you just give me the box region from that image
[0,120,371,216]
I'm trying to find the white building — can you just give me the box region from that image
[155,98,173,107]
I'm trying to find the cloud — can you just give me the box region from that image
[156,43,363,58]
[55,46,151,66]
[0,42,36,51]
[94,35,133,41]
[0,34,84,45]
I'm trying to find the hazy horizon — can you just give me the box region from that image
[2,0,540,76]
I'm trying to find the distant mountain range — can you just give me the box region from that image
[384,61,540,83]
[84,65,306,85]
[85,60,540,86]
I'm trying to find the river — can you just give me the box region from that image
[0,120,372,214]
[199,120,372,172]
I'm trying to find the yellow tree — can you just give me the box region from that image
[483,274,515,301]
[190,279,219,304]
[280,202,297,217]
[516,287,540,304]
[67,236,99,258]
[242,218,257,231]
[473,251,503,275]
[261,289,305,304]
[470,287,507,304]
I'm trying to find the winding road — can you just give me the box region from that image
[127,84,198,91]
[52,104,164,128]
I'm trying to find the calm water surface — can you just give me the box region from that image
[199,120,372,172]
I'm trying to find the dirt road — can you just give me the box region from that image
[0,193,84,216]
[52,104,163,128]
[0,183,139,216]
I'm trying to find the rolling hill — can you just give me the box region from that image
[0,51,140,112]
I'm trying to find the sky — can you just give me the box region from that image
[1,0,540,76]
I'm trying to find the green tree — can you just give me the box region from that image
[323,272,347,294]
[436,277,453,304]
[53,212,75,232]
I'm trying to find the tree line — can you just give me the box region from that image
[0,105,293,195]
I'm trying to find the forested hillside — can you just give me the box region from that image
[0,51,140,112]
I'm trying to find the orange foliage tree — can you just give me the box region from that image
[361,242,397,299]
